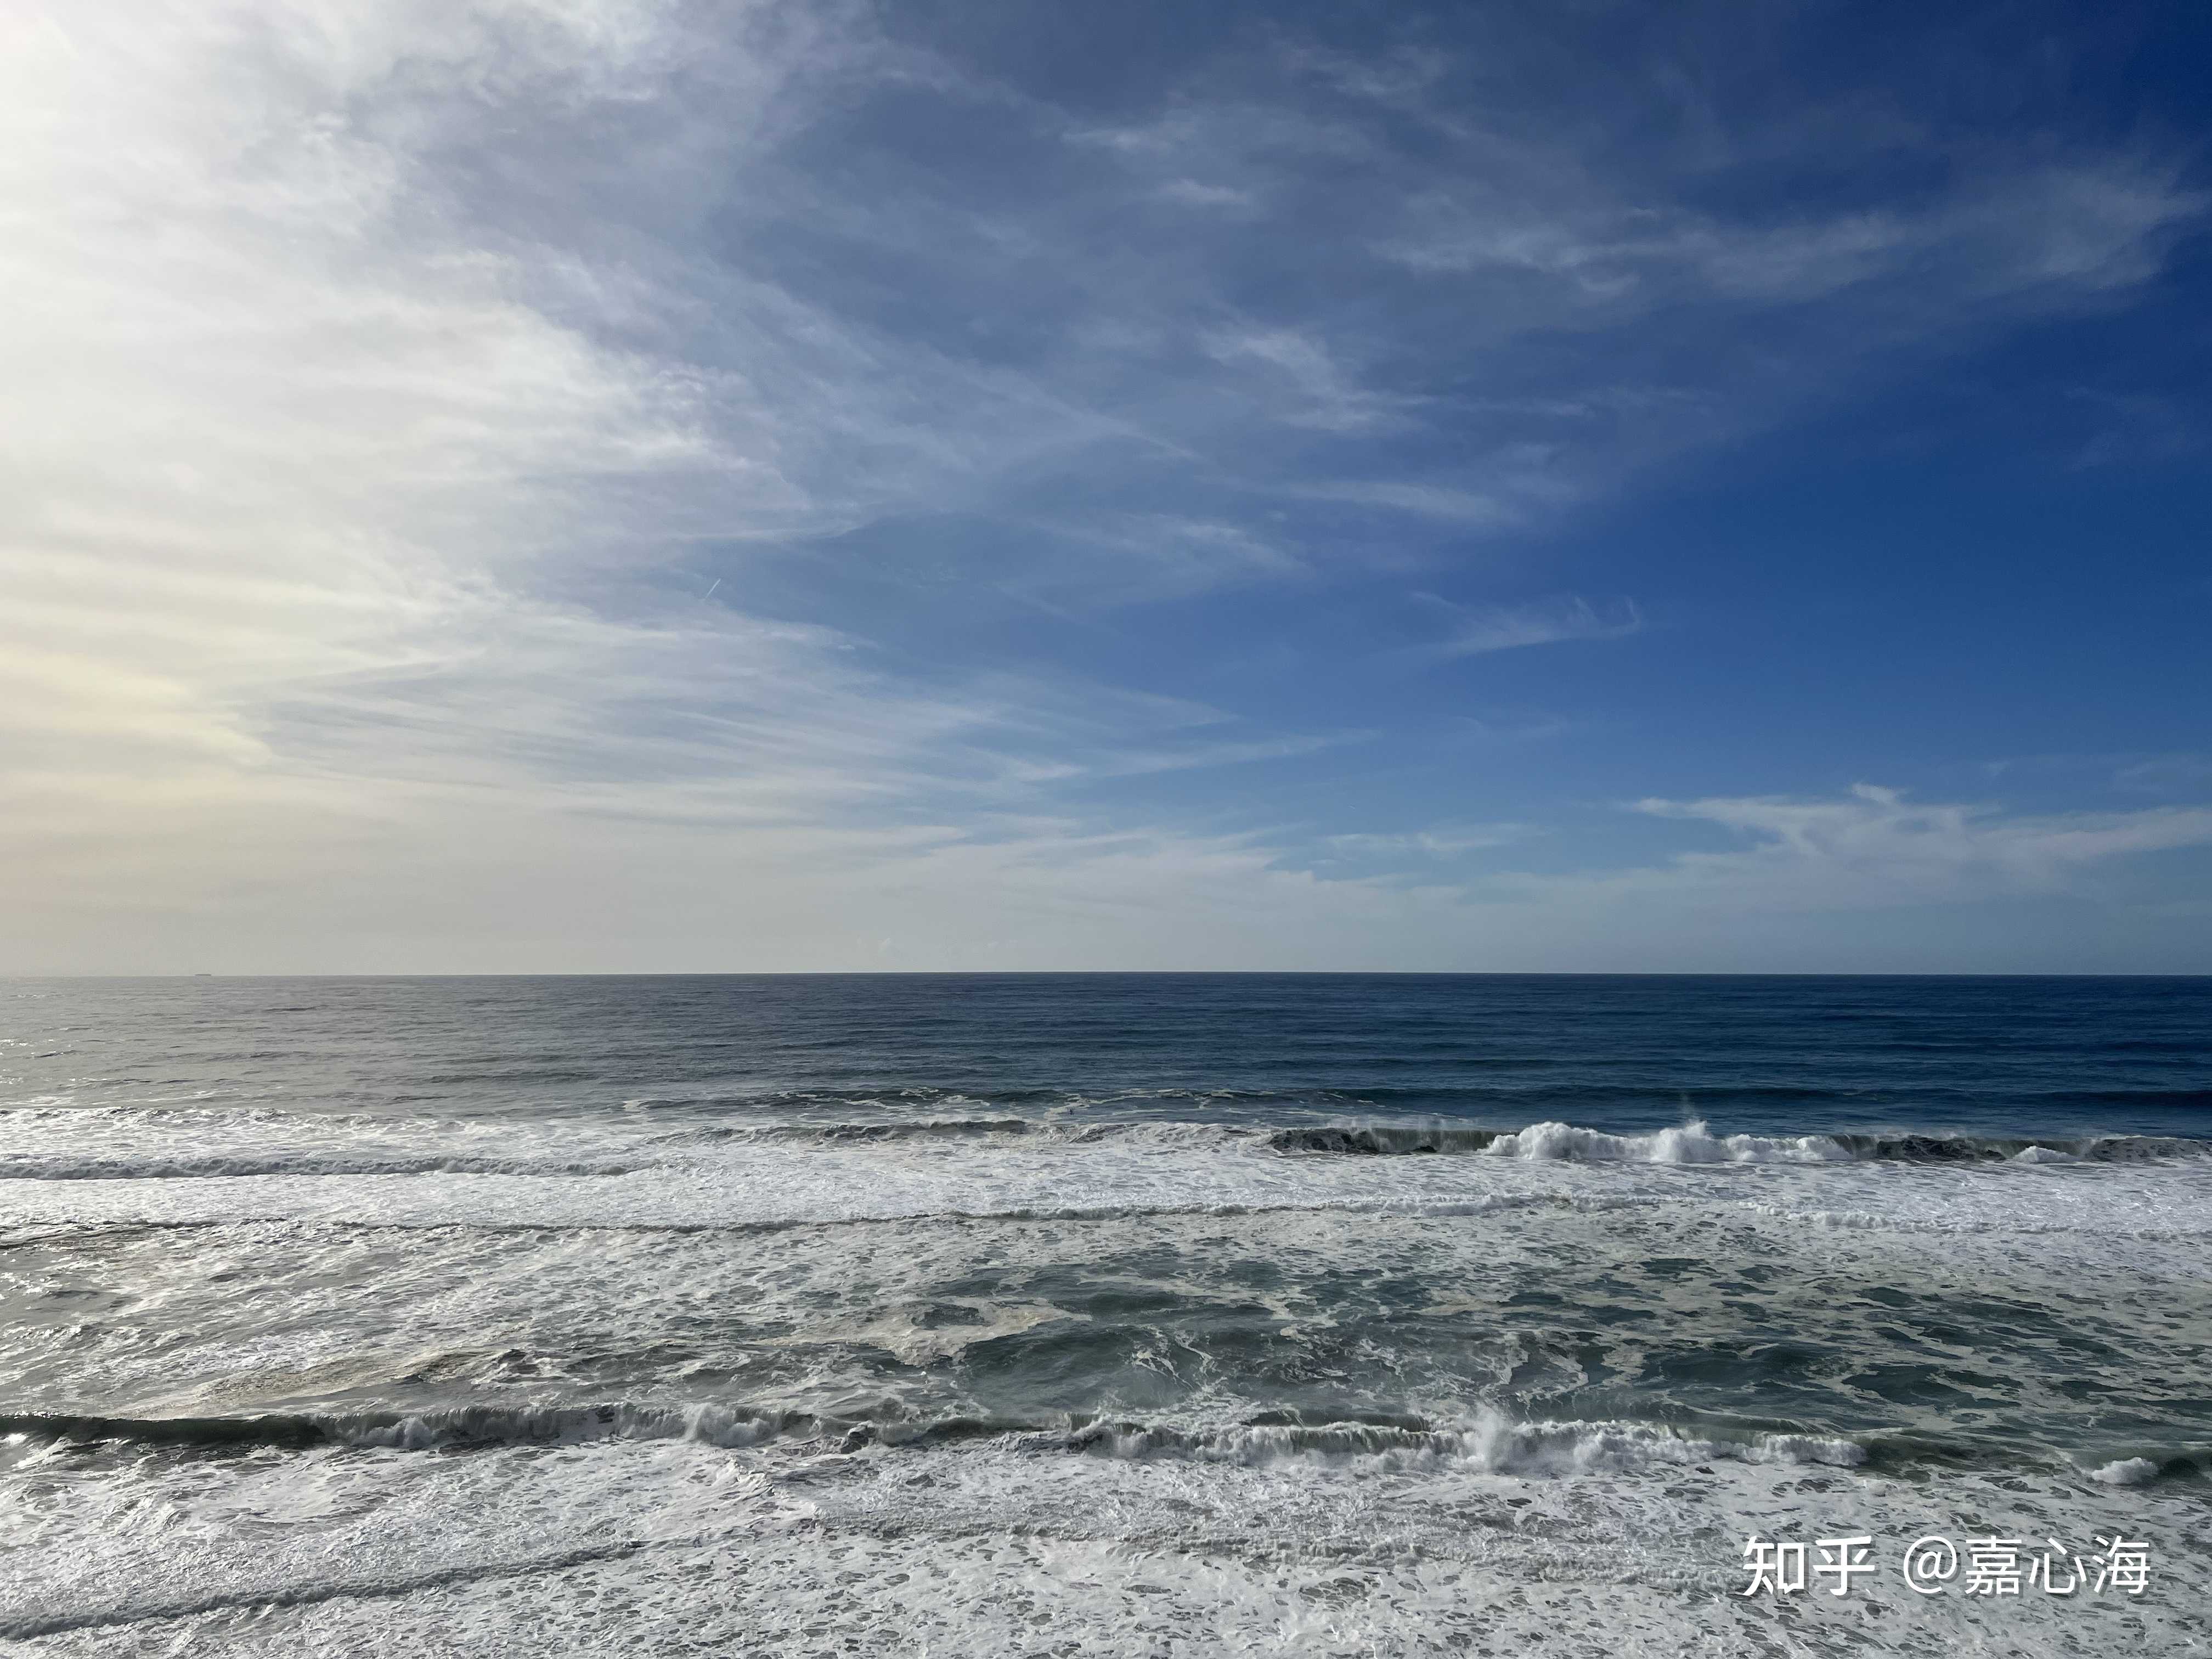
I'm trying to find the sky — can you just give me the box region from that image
[4,0,2210,974]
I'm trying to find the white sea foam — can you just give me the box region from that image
[0,1398,1870,1478]
[3,1116,2209,1255]
[1480,1118,1853,1164]
[0,1153,645,1180]
[1059,1408,1867,1475]
[8,979,2205,1657]
[3,1426,2198,1658]
[349,1400,786,1452]
[2088,1455,2160,1486]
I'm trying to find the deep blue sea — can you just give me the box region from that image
[3,975,2208,1656]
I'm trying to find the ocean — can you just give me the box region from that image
[2,973,2208,1656]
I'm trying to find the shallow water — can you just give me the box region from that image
[3,974,2208,1655]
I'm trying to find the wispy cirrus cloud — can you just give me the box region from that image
[1407,594,1643,661]
[1286,480,1519,525]
[0,0,1329,962]
[1199,326,1417,433]
[1487,785,2212,914]
[1322,825,1533,859]
[3,1,2204,971]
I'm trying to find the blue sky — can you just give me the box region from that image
[5,0,2209,971]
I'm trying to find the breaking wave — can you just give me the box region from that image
[1040,1410,1867,1474]
[670,1115,2212,1166]
[6,1106,2204,1187]
[1267,1119,2212,1165]
[0,1154,646,1182]
[0,1401,1867,1476]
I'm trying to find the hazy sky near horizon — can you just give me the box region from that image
[5,0,2210,973]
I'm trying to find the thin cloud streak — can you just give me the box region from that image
[1480,786,2212,915]
[1407,595,1644,661]
[2,2,2205,970]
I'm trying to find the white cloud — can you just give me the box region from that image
[2116,754,2212,794]
[1200,325,1412,433]
[1154,179,1257,212]
[2,5,2203,972]
[1377,154,2199,312]
[0,0,1329,969]
[1001,514,1308,608]
[1287,481,1518,524]
[1408,594,1643,661]
[1492,785,2212,914]
[1322,826,1531,858]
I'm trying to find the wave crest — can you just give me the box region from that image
[0,1401,1867,1477]
[1048,1409,1866,1474]
[1269,1119,2211,1166]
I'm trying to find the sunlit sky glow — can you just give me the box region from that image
[5,0,2210,973]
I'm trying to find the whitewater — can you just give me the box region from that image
[2,974,2206,1656]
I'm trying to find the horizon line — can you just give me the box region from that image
[10,970,2209,982]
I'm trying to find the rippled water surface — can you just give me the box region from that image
[2,974,2208,1656]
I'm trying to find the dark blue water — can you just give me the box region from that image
[4,975,2208,1655]
[12,974,2208,1140]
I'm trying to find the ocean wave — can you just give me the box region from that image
[664,1115,2212,1167]
[0,1154,647,1182]
[1269,1119,2212,1166]
[1272,1120,1849,1165]
[620,1087,1064,1114]
[674,1117,1241,1152]
[0,1402,819,1454]
[0,1401,1865,1477]
[676,1116,1045,1145]
[13,1097,2207,1169]
[2089,1456,2162,1486]
[1747,1200,2212,1241]
[1041,1410,1867,1475]
[615,1080,2212,1120]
